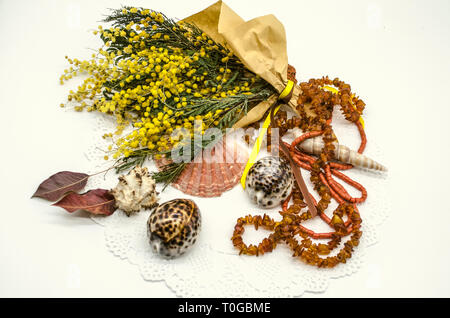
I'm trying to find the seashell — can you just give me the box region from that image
[147,199,201,259]
[156,137,249,197]
[110,166,159,216]
[245,156,294,208]
[297,137,387,172]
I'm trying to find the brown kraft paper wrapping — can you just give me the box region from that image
[182,0,306,128]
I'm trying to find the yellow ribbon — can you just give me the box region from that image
[279,79,294,101]
[322,85,365,129]
[240,80,294,189]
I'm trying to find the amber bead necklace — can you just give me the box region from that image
[232,76,368,268]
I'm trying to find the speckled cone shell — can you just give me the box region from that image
[298,137,387,172]
[147,199,201,259]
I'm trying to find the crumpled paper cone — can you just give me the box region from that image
[182,0,306,128]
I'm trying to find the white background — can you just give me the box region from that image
[0,0,449,297]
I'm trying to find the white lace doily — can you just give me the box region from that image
[83,109,390,297]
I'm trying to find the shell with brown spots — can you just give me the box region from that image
[147,199,201,259]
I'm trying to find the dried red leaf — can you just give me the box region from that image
[52,189,116,215]
[32,171,89,201]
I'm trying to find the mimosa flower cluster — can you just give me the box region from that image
[60,6,275,179]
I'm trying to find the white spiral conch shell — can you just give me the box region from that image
[292,130,387,172]
[110,166,159,216]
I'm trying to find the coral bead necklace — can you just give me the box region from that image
[232,76,369,268]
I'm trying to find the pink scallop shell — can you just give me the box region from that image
[156,137,249,197]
